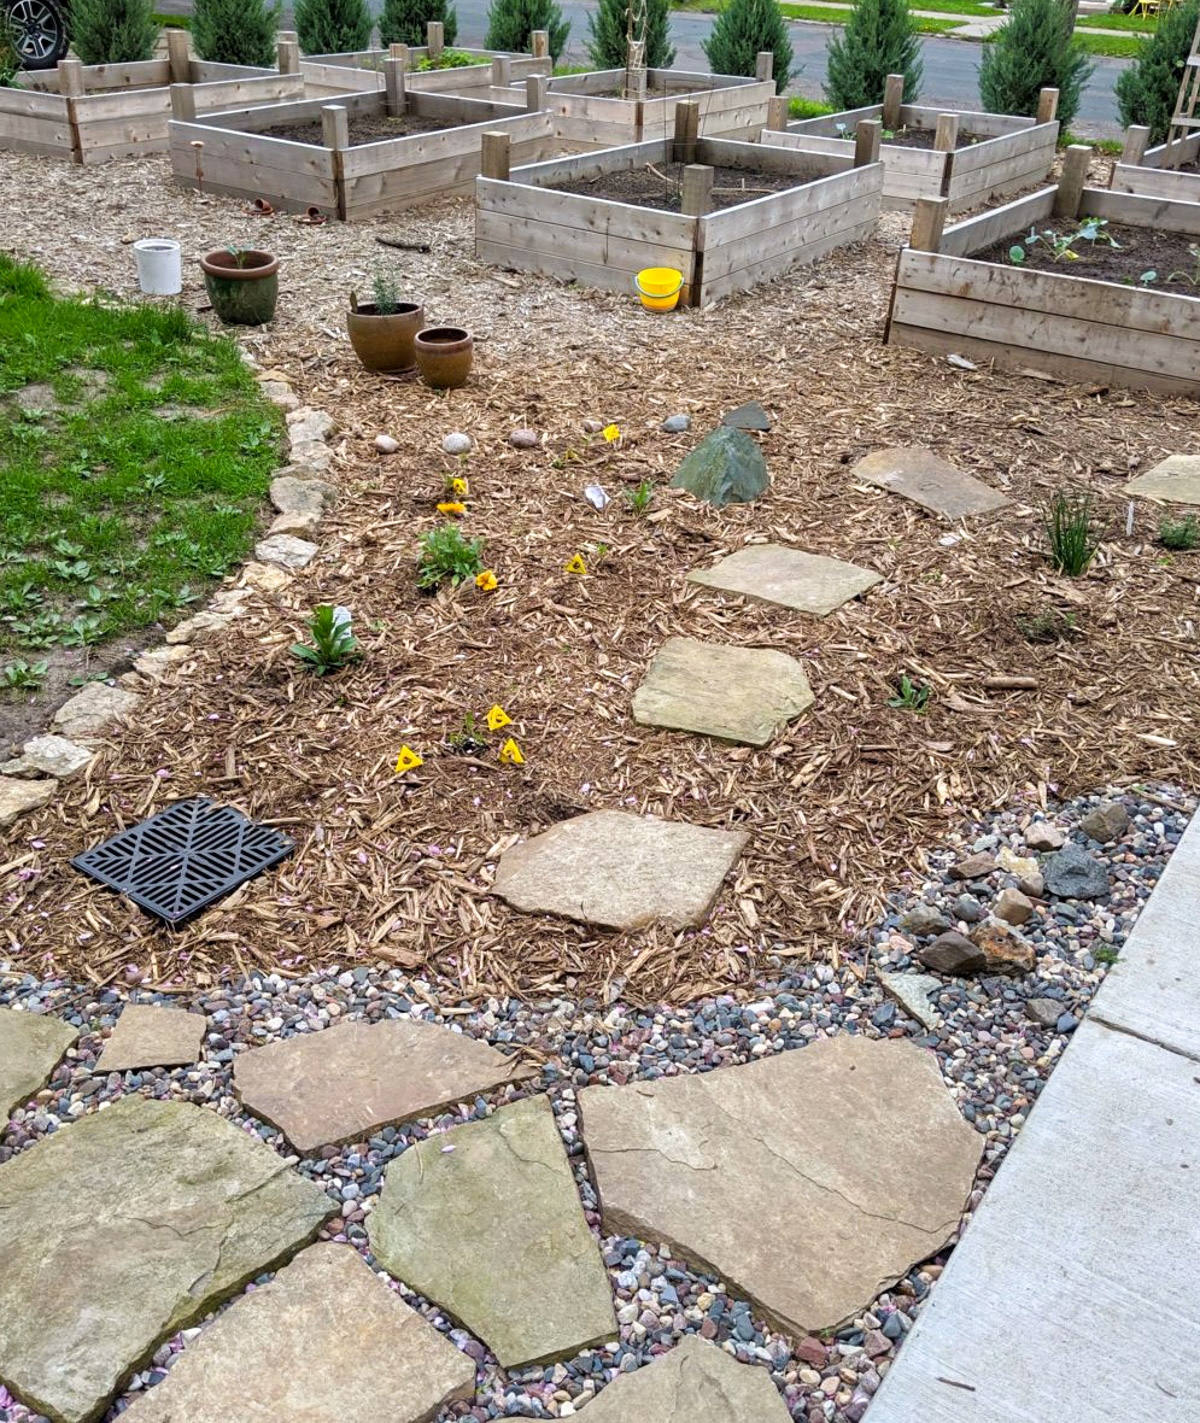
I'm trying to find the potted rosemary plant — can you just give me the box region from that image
[347,269,424,373]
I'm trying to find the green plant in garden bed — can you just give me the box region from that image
[0,254,280,656]
[1058,130,1123,156]
[417,524,484,590]
[291,605,360,675]
[415,49,477,69]
[888,674,930,711]
[1158,515,1200,551]
[1043,489,1103,576]
[1,658,47,691]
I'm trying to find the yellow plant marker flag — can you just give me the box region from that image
[498,738,524,765]
[475,569,498,592]
[564,553,588,575]
[486,705,512,732]
[602,424,620,442]
[394,746,424,773]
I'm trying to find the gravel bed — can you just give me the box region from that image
[1,784,1192,1423]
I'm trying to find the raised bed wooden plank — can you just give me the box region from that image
[476,236,695,304]
[1080,186,1200,234]
[702,217,877,304]
[169,120,337,177]
[477,173,694,245]
[190,61,275,82]
[168,141,339,209]
[703,162,882,244]
[79,60,169,90]
[73,90,169,122]
[702,187,881,282]
[936,187,1057,257]
[1110,163,1200,201]
[476,207,696,278]
[408,91,526,123]
[899,104,1033,137]
[0,87,67,118]
[339,111,554,178]
[192,75,305,112]
[510,139,668,184]
[344,133,559,214]
[787,104,883,137]
[950,123,1055,177]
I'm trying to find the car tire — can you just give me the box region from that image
[5,0,70,71]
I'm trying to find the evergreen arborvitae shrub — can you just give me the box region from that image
[586,0,675,70]
[379,0,459,49]
[824,0,922,111]
[191,0,281,67]
[978,0,1093,129]
[294,0,373,54]
[483,0,570,62]
[702,0,793,94]
[70,0,159,65]
[1116,0,1199,144]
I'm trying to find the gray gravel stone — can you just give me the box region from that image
[442,432,472,455]
[1043,843,1110,900]
[661,414,691,433]
[1080,802,1130,844]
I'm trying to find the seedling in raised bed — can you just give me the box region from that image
[1074,218,1120,250]
[1166,244,1200,288]
[888,675,930,712]
[1043,489,1103,576]
[1158,515,1200,551]
[623,480,655,517]
[1017,607,1078,644]
[290,605,360,675]
[1009,226,1081,265]
[417,524,484,590]
[1,658,48,691]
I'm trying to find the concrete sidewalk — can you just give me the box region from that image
[865,807,1200,1421]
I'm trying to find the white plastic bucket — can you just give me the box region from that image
[134,238,182,296]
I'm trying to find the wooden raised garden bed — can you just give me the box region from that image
[774,76,1059,214]
[475,104,884,308]
[2,31,305,165]
[1110,126,1200,203]
[885,148,1200,397]
[169,83,560,220]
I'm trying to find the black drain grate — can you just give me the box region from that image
[72,798,294,926]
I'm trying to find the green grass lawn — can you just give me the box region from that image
[0,255,280,662]
[778,3,966,29]
[1074,10,1155,30]
[1072,31,1147,54]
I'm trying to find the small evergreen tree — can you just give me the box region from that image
[587,0,675,70]
[192,0,281,67]
[702,0,793,94]
[484,0,570,62]
[294,0,373,54]
[1116,0,1199,144]
[978,0,1093,128]
[824,0,922,111]
[379,0,459,49]
[70,0,159,65]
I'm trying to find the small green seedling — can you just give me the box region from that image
[1093,945,1119,966]
[1043,489,1103,576]
[888,675,930,711]
[290,605,360,675]
[1166,243,1200,288]
[1158,514,1200,551]
[447,712,488,755]
[623,480,654,516]
[417,524,484,590]
[1,658,48,690]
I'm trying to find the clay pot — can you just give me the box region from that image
[414,326,473,390]
[347,301,424,373]
[199,249,279,326]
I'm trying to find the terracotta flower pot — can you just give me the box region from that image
[414,326,473,390]
[347,301,425,373]
[200,249,279,326]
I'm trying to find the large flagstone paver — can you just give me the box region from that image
[95,1005,205,1073]
[580,1036,982,1335]
[233,1019,530,1154]
[119,1244,474,1423]
[853,447,1010,518]
[1,1009,77,1120]
[688,545,881,616]
[368,1095,617,1369]
[0,1096,334,1423]
[492,811,748,931]
[515,1335,790,1421]
[632,637,814,746]
[1125,454,1200,504]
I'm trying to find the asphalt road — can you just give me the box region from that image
[158,0,1126,132]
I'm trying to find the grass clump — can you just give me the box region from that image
[417,524,484,589]
[1043,489,1103,576]
[1,658,47,690]
[623,480,655,516]
[1017,607,1078,643]
[291,605,360,675]
[0,253,280,655]
[1157,514,1200,551]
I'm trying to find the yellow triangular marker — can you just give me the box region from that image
[486,705,512,732]
[564,553,588,575]
[394,745,424,773]
[498,738,524,765]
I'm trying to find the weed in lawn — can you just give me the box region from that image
[290,605,360,675]
[1043,489,1103,576]
[1,658,47,691]
[1018,607,1079,643]
[417,524,484,590]
[888,675,930,711]
[623,480,655,516]
[1158,514,1200,551]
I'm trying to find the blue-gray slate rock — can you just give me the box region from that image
[722,401,772,431]
[1042,843,1110,900]
[670,427,768,508]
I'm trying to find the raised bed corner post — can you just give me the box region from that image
[526,74,548,113]
[935,113,959,197]
[883,73,904,131]
[765,95,787,133]
[1119,125,1150,171]
[277,33,301,76]
[1054,144,1092,218]
[756,51,774,85]
[1036,87,1059,125]
[170,82,197,123]
[385,57,407,117]
[910,195,948,254]
[481,130,511,181]
[625,39,647,103]
[322,105,350,222]
[166,26,190,85]
[492,56,513,89]
[673,98,699,164]
[681,163,713,216]
[389,42,410,66]
[854,118,881,169]
[57,58,84,165]
[427,21,445,59]
[531,30,549,59]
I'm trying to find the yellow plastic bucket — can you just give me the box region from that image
[635,267,684,312]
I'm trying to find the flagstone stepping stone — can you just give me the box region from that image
[688,544,881,617]
[0,777,55,827]
[369,1095,617,1368]
[579,1035,982,1335]
[0,1096,333,1423]
[0,734,92,781]
[1,1008,77,1120]
[853,447,1010,519]
[118,1244,474,1423]
[514,1335,790,1422]
[670,426,768,507]
[51,682,141,742]
[1125,454,1200,504]
[632,637,814,746]
[233,1018,530,1153]
[492,810,748,932]
[722,400,772,431]
[95,1004,206,1073]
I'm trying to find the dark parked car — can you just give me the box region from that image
[4,0,70,69]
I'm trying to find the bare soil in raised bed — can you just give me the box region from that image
[975,220,1200,290]
[882,125,985,151]
[551,161,803,212]
[260,112,454,146]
